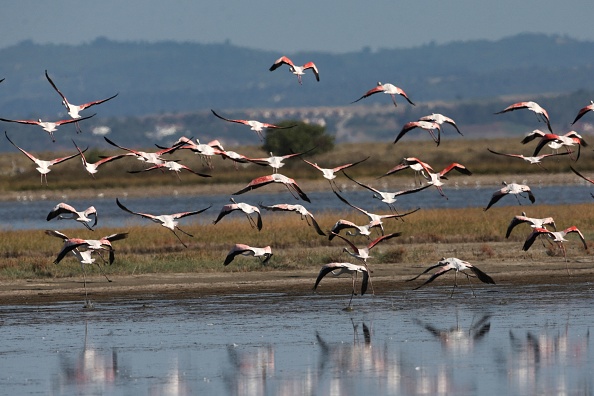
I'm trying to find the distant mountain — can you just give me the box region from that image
[0,33,593,150]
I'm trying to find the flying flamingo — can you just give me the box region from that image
[269,56,319,84]
[47,202,98,230]
[301,156,369,191]
[523,226,588,273]
[351,82,415,107]
[46,229,128,266]
[313,262,369,310]
[487,148,571,169]
[259,202,326,236]
[380,157,434,184]
[247,148,315,173]
[167,136,225,169]
[72,139,129,177]
[495,101,552,132]
[393,120,441,145]
[224,244,272,266]
[211,109,297,141]
[104,136,182,165]
[127,160,212,179]
[484,181,535,211]
[233,173,311,202]
[45,70,117,133]
[213,198,263,231]
[570,166,594,199]
[343,171,431,212]
[333,190,419,234]
[0,113,95,142]
[424,163,472,199]
[116,198,211,248]
[328,219,378,240]
[571,100,594,125]
[406,257,495,297]
[528,131,587,160]
[505,212,556,238]
[5,131,83,185]
[418,113,463,135]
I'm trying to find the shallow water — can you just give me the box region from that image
[1,183,593,231]
[1,283,592,395]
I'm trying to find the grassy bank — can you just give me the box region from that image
[1,203,592,281]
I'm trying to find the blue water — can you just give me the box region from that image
[0,182,592,231]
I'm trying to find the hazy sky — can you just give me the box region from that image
[3,1,594,53]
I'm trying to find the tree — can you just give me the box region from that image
[262,120,334,156]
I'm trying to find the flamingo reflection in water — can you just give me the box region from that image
[414,313,492,354]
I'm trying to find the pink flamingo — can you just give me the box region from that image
[301,156,369,191]
[505,212,556,238]
[394,120,441,145]
[495,101,552,132]
[0,113,95,142]
[269,56,319,84]
[351,82,415,107]
[72,140,129,177]
[487,148,571,170]
[211,109,296,141]
[224,244,272,266]
[571,100,594,125]
[213,198,262,231]
[233,173,311,202]
[259,202,326,236]
[47,202,98,231]
[418,113,462,135]
[484,182,535,211]
[523,226,588,274]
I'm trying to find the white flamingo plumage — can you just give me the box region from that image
[211,109,297,141]
[418,113,462,135]
[0,113,95,142]
[269,56,319,84]
[46,202,98,230]
[523,226,588,273]
[301,156,369,191]
[233,173,311,202]
[314,262,369,309]
[484,182,535,211]
[224,244,272,266]
[505,212,556,238]
[495,101,552,132]
[351,82,415,107]
[259,202,325,236]
[394,120,441,145]
[214,198,263,231]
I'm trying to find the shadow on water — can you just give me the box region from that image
[1,285,593,395]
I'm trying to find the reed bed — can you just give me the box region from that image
[1,203,592,280]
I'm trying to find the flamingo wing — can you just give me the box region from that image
[78,93,118,110]
[233,175,275,195]
[269,56,294,71]
[522,228,549,251]
[571,102,594,125]
[172,206,212,219]
[367,232,402,250]
[44,70,69,103]
[351,85,385,103]
[469,265,496,284]
[115,198,158,221]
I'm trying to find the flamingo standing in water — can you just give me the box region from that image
[484,182,535,211]
[213,198,263,231]
[211,109,297,141]
[418,113,463,135]
[523,226,588,274]
[5,131,83,185]
[0,113,95,142]
[47,202,98,230]
[394,120,441,145]
[259,202,326,236]
[45,70,118,133]
[571,100,594,125]
[351,82,415,107]
[233,173,311,202]
[301,156,369,191]
[406,257,495,297]
[116,198,211,248]
[269,56,319,84]
[314,262,369,310]
[343,171,431,212]
[224,244,272,266]
[495,101,552,132]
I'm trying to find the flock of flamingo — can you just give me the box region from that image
[1,55,593,308]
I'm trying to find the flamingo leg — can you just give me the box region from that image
[94,262,112,283]
[389,94,398,108]
[363,262,375,296]
[465,272,476,298]
[450,271,458,298]
[170,229,189,248]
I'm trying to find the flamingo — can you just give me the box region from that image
[259,202,325,236]
[301,156,369,191]
[116,198,211,248]
[127,160,212,179]
[351,82,415,107]
[224,244,272,266]
[167,136,225,169]
[211,109,297,141]
[313,262,369,309]
[484,182,535,211]
[233,173,311,202]
[0,113,95,142]
[45,70,117,132]
[394,120,441,145]
[529,131,587,160]
[487,148,571,170]
[418,113,462,135]
[328,219,378,240]
[495,101,552,132]
[47,202,98,231]
[46,229,128,266]
[380,157,434,184]
[571,100,594,125]
[505,212,556,238]
[424,163,472,199]
[104,136,181,165]
[213,198,263,231]
[333,190,419,234]
[343,171,431,212]
[269,56,319,84]
[406,257,495,297]
[219,149,253,169]
[523,226,588,273]
[5,131,83,185]
[570,166,594,199]
[247,148,315,173]
[72,139,129,177]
